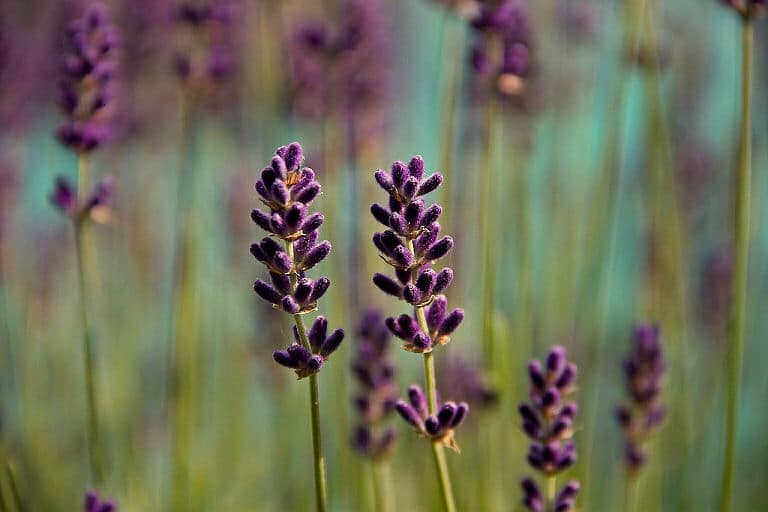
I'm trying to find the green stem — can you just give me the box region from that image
[721,11,753,512]
[286,242,329,512]
[75,154,103,486]
[4,463,21,512]
[546,475,556,506]
[480,97,498,374]
[371,460,391,512]
[406,240,457,512]
[623,474,639,512]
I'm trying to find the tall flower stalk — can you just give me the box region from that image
[50,2,119,486]
[370,156,467,511]
[350,310,398,512]
[720,1,761,510]
[251,142,344,512]
[519,346,580,512]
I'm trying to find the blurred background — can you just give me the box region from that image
[1,0,768,510]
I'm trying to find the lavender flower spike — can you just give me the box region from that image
[251,142,343,379]
[57,3,119,153]
[371,155,464,510]
[84,491,117,512]
[519,346,580,511]
[350,310,398,460]
[616,324,666,473]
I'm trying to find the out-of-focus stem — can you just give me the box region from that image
[546,475,556,505]
[721,11,753,512]
[406,239,456,512]
[286,242,329,512]
[480,97,499,375]
[75,154,103,486]
[371,460,392,512]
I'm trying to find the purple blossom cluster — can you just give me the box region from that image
[370,157,463,353]
[395,385,469,451]
[57,3,119,153]
[616,324,666,472]
[469,0,533,97]
[289,0,390,133]
[50,176,114,223]
[250,143,343,378]
[350,310,398,459]
[519,346,580,512]
[84,491,116,512]
[174,2,237,94]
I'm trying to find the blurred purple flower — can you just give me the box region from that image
[289,0,391,137]
[519,345,580,511]
[57,3,120,154]
[50,176,114,223]
[174,1,238,102]
[84,491,116,512]
[699,245,733,337]
[351,309,398,459]
[438,355,497,410]
[469,0,534,98]
[616,324,666,473]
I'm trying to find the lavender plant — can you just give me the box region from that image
[50,2,119,486]
[350,309,398,511]
[251,142,343,512]
[518,346,580,512]
[719,2,763,510]
[371,156,467,512]
[616,325,666,476]
[84,491,116,512]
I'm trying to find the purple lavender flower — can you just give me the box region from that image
[251,143,343,378]
[351,310,398,459]
[288,0,391,136]
[84,491,117,512]
[395,385,468,451]
[469,0,533,98]
[616,324,666,473]
[174,1,237,99]
[50,176,114,223]
[370,157,464,353]
[519,345,580,511]
[57,3,119,153]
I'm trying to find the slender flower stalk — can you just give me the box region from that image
[350,310,398,512]
[370,156,467,511]
[719,1,762,509]
[519,346,580,512]
[251,143,344,512]
[50,2,118,486]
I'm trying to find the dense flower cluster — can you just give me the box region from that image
[50,176,114,223]
[57,3,119,153]
[395,385,469,451]
[251,143,343,378]
[174,2,237,95]
[616,324,666,472]
[84,491,116,512]
[370,157,463,353]
[519,346,580,512]
[289,0,390,132]
[469,0,533,97]
[350,310,398,459]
